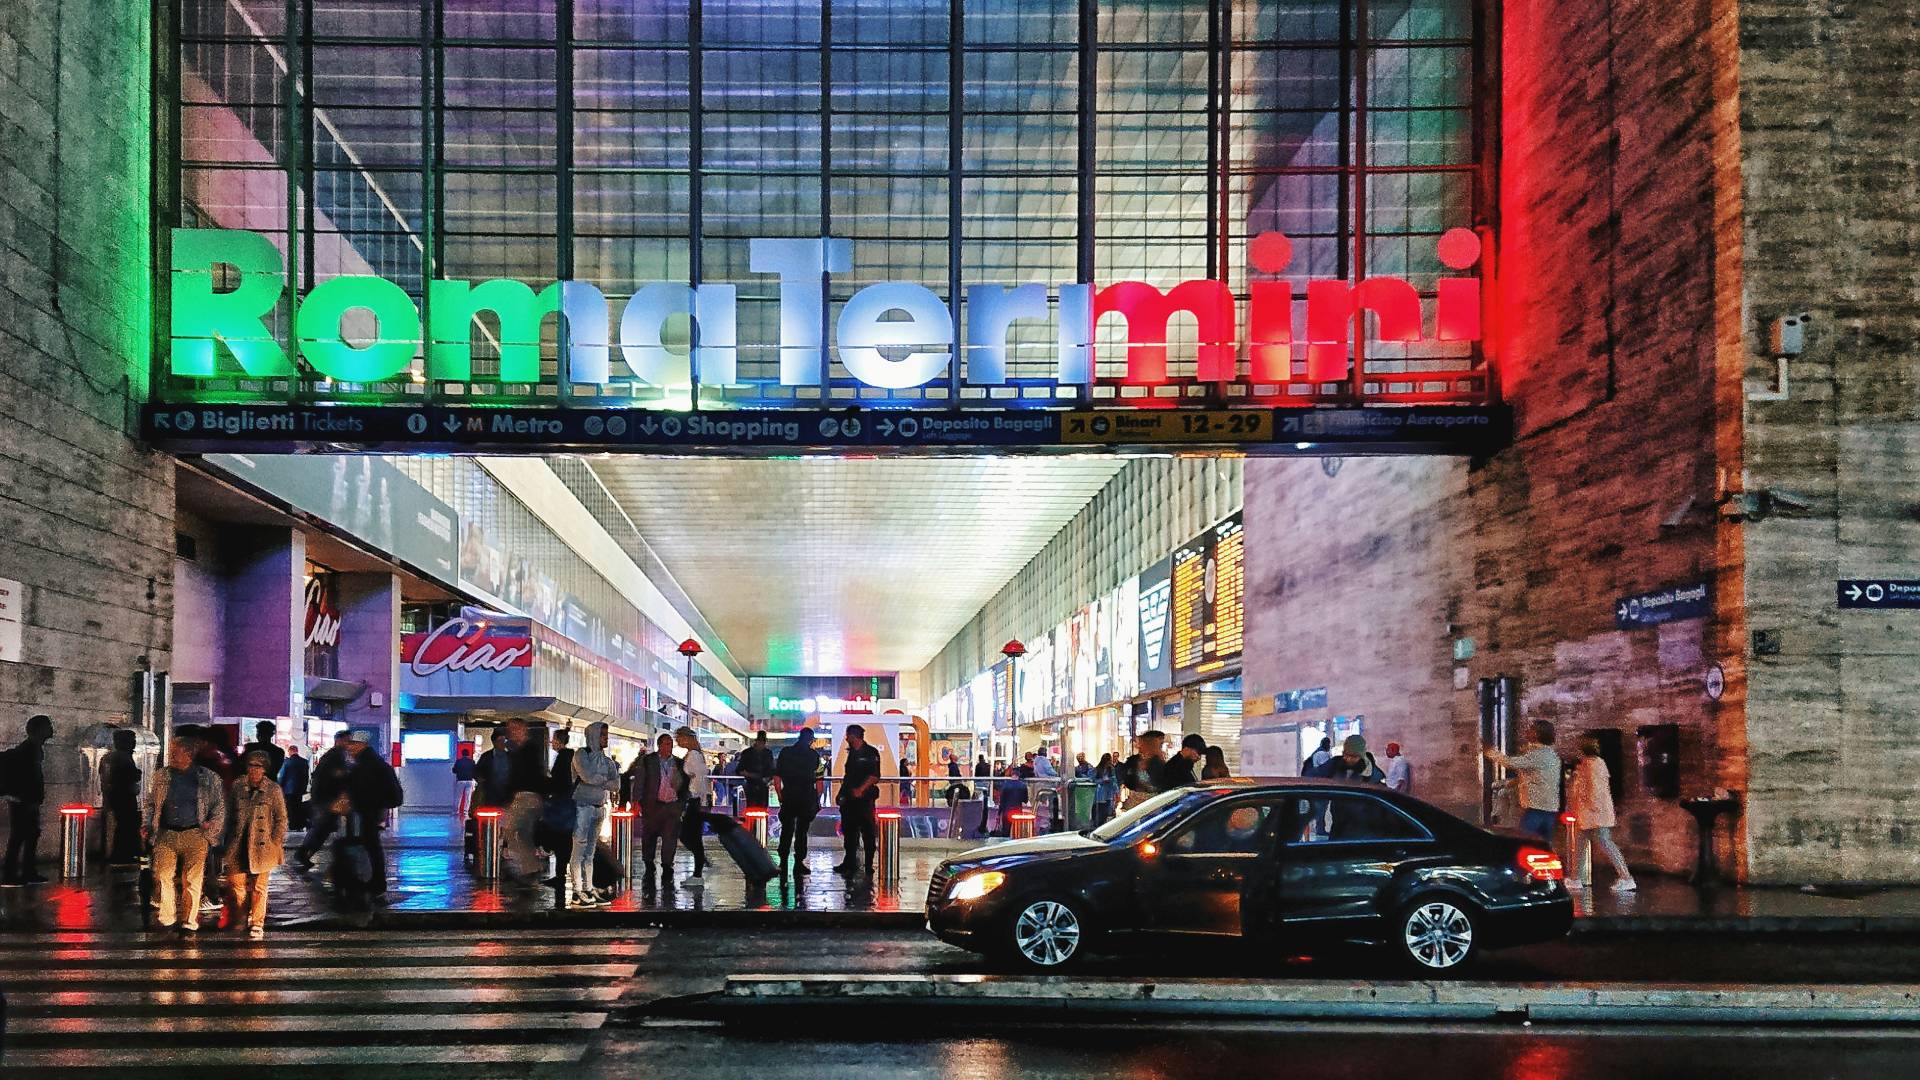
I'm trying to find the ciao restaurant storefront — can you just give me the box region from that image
[146,0,1503,463]
[396,611,672,809]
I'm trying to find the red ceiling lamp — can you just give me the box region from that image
[1000,639,1026,659]
[678,638,703,725]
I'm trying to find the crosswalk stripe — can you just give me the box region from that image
[0,962,638,984]
[5,985,626,1009]
[0,1044,585,1069]
[0,928,658,945]
[0,927,647,1072]
[4,1011,610,1035]
[0,942,651,963]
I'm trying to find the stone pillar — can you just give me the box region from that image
[335,572,401,751]
[219,528,305,727]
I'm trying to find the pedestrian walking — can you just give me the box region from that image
[994,764,1029,835]
[475,727,512,810]
[834,724,882,875]
[342,728,404,901]
[280,742,311,832]
[674,727,711,885]
[1301,736,1334,777]
[1092,753,1119,825]
[503,718,549,883]
[101,727,144,865]
[1326,735,1385,783]
[241,720,286,783]
[1485,721,1563,841]
[1073,752,1093,781]
[1163,733,1206,788]
[1383,742,1413,795]
[738,732,775,810]
[0,713,54,886]
[1569,736,1636,893]
[973,754,993,834]
[224,750,288,939]
[1120,730,1167,810]
[451,744,477,819]
[633,732,684,888]
[774,728,822,878]
[567,722,619,907]
[1201,745,1231,780]
[293,730,352,871]
[144,736,224,934]
[541,728,578,890]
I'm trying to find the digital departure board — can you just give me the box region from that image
[1171,512,1246,684]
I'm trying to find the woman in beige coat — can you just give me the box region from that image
[1568,736,1636,893]
[226,750,289,939]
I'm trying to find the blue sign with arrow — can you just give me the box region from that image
[1838,580,1920,610]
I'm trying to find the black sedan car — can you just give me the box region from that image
[926,780,1571,971]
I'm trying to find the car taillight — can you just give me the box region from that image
[1518,846,1564,881]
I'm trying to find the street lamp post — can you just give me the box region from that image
[1001,638,1031,828]
[678,638,703,730]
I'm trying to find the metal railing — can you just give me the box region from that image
[679,774,1106,838]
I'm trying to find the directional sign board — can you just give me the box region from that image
[1837,580,1920,610]
[1615,581,1711,630]
[143,404,1508,456]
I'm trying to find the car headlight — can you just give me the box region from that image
[947,870,1006,903]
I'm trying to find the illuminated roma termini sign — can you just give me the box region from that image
[169,227,1485,394]
[150,227,1503,455]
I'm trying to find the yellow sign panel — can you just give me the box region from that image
[1059,410,1271,445]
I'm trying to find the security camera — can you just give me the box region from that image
[1766,488,1817,515]
[1718,491,1767,523]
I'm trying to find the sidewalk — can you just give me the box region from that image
[7,812,1920,933]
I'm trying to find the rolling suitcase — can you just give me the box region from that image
[592,840,623,890]
[709,814,777,885]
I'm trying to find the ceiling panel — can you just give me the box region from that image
[583,456,1125,675]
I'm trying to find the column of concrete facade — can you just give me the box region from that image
[334,572,401,750]
[219,528,306,727]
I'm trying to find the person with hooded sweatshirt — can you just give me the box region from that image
[568,722,620,907]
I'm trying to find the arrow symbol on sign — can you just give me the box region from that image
[1846,584,1864,601]
[638,417,658,436]
[877,418,895,437]
[442,416,462,433]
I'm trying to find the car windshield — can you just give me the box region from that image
[1088,788,1213,844]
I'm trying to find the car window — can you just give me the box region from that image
[1169,801,1278,855]
[1288,793,1429,844]
[1089,788,1213,845]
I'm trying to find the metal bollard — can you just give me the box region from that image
[1008,809,1036,841]
[743,806,770,850]
[1559,812,1580,883]
[58,806,90,880]
[474,808,502,880]
[876,809,902,892]
[610,808,635,891]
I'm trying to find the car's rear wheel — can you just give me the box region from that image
[1002,896,1086,971]
[1395,896,1480,973]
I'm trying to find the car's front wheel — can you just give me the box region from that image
[1002,896,1086,971]
[1395,896,1480,973]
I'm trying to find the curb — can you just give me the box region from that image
[252,909,1920,935]
[702,974,1920,1024]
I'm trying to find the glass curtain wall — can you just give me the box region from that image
[167,0,1487,409]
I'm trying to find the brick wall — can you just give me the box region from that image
[1244,0,1748,877]
[0,0,173,816]
[1737,0,1920,883]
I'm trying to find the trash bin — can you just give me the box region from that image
[1070,780,1095,828]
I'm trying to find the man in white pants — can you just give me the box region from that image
[568,722,620,906]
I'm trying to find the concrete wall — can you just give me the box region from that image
[171,507,228,688]
[0,0,172,817]
[1243,0,1748,877]
[1736,0,1920,883]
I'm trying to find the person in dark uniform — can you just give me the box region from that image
[833,725,882,875]
[738,732,775,809]
[100,728,144,864]
[773,728,822,878]
[241,720,287,782]
[1162,733,1206,788]
[279,742,311,832]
